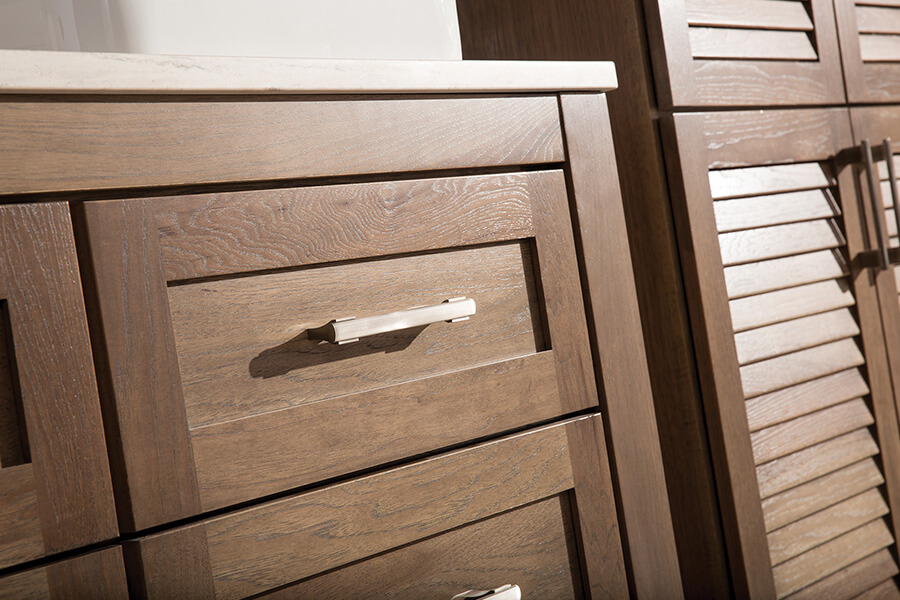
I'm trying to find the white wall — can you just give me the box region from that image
[0,0,462,59]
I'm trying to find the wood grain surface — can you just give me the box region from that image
[755,429,880,499]
[169,241,544,428]
[153,171,545,281]
[0,202,117,563]
[0,563,48,600]
[0,97,563,195]
[762,459,885,532]
[724,250,847,299]
[688,28,817,60]
[0,303,26,469]
[740,338,865,398]
[729,280,854,333]
[734,309,859,365]
[853,578,900,600]
[714,189,839,233]
[857,5,900,33]
[750,399,874,465]
[718,220,843,266]
[190,352,564,511]
[77,200,200,532]
[786,548,898,600]
[125,526,214,600]
[708,163,831,200]
[685,0,813,30]
[563,94,683,598]
[771,519,893,598]
[263,496,583,600]
[745,369,869,432]
[0,546,128,600]
[0,464,42,568]
[766,489,889,566]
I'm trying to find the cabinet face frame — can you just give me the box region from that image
[0,202,117,569]
[661,107,900,598]
[835,0,900,104]
[645,0,845,107]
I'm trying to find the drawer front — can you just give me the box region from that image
[80,169,598,527]
[126,416,627,599]
[0,546,127,600]
[0,203,116,569]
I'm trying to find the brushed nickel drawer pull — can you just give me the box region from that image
[863,138,891,270]
[308,297,476,344]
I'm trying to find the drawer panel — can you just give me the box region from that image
[127,416,626,599]
[0,546,127,600]
[80,169,598,526]
[0,203,116,568]
[170,241,544,428]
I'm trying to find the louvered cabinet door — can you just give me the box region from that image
[661,108,900,598]
[835,0,900,102]
[646,0,845,106]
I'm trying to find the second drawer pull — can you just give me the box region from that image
[308,297,476,344]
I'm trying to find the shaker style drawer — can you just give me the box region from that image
[0,546,127,600]
[78,169,598,528]
[125,415,627,599]
[0,203,117,569]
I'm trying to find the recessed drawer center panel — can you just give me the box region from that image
[168,241,544,428]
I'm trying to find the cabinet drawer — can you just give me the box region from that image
[125,416,627,599]
[79,169,598,528]
[0,203,116,569]
[0,546,127,600]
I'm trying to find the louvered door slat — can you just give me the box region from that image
[772,519,894,598]
[734,309,859,365]
[750,399,873,465]
[729,280,855,333]
[837,0,900,100]
[762,459,885,532]
[725,250,846,299]
[767,489,889,566]
[853,578,900,599]
[786,548,899,599]
[715,189,839,233]
[740,338,865,397]
[719,221,843,266]
[685,0,813,30]
[689,28,818,60]
[856,6,900,33]
[860,35,900,61]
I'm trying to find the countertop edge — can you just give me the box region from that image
[0,50,617,94]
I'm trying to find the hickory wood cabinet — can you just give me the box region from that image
[458,0,900,598]
[0,52,682,598]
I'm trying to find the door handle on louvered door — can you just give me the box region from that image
[862,138,891,270]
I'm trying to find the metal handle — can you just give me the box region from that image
[451,584,521,600]
[885,138,900,261]
[308,297,476,344]
[863,138,891,270]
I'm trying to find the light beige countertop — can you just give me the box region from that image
[0,49,617,94]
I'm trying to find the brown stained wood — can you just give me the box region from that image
[724,250,847,299]
[708,164,830,201]
[664,112,774,598]
[126,526,215,600]
[685,0,813,31]
[199,420,578,600]
[756,429,880,500]
[45,547,129,600]
[751,399,874,465]
[767,489,889,566]
[0,464,42,568]
[153,171,544,281]
[0,303,26,469]
[771,519,894,598]
[170,242,543,428]
[734,309,859,365]
[77,200,200,532]
[854,579,900,600]
[857,6,900,34]
[0,98,563,195]
[190,353,564,512]
[714,189,839,233]
[562,94,683,599]
[877,156,900,180]
[0,203,117,560]
[263,496,583,600]
[729,279,855,333]
[740,338,865,398]
[688,28,817,60]
[718,220,843,267]
[860,34,900,62]
[702,110,852,170]
[787,548,899,600]
[762,459,885,532]
[0,564,49,600]
[837,0,900,102]
[746,369,869,432]
[565,415,630,598]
